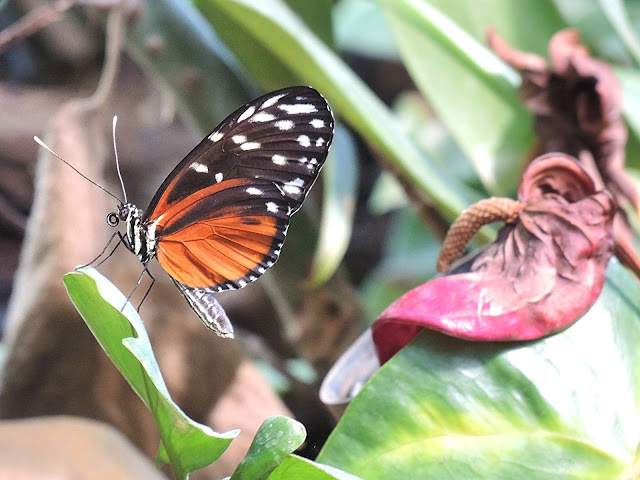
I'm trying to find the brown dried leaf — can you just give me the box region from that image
[488,27,640,277]
[488,27,633,207]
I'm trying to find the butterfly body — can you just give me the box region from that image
[107,86,334,338]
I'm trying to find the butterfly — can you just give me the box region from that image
[104,86,334,338]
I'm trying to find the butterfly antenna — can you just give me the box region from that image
[112,116,128,204]
[33,136,124,205]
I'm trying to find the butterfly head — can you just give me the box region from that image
[106,203,137,227]
[106,203,152,263]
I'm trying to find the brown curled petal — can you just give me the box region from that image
[486,26,547,72]
[489,28,635,219]
[518,152,596,202]
[436,197,523,272]
[548,29,587,73]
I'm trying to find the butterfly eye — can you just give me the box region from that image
[106,212,120,227]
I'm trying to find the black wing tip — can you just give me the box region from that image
[268,86,332,109]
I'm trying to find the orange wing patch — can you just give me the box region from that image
[156,213,279,288]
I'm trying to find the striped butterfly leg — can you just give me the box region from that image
[126,264,156,313]
[79,230,127,270]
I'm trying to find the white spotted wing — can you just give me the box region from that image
[137,86,334,337]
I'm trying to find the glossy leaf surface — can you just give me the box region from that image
[64,268,236,479]
[318,260,639,479]
[309,124,359,286]
[231,416,306,480]
[373,0,534,194]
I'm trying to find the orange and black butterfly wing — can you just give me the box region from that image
[141,86,333,337]
[153,178,289,290]
[151,178,292,337]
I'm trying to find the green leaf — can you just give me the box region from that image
[309,124,359,287]
[333,0,400,59]
[391,92,480,189]
[598,0,640,66]
[231,416,306,480]
[63,268,237,479]
[318,259,639,479]
[125,0,252,134]
[551,0,631,63]
[268,455,364,479]
[284,0,336,49]
[615,66,640,168]
[373,0,535,195]
[194,1,301,91]
[193,0,483,232]
[425,0,566,55]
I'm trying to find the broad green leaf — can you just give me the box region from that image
[318,259,639,479]
[284,0,336,49]
[426,0,566,55]
[125,0,252,134]
[229,415,364,480]
[309,124,359,287]
[268,455,364,479]
[615,66,640,168]
[615,67,640,137]
[231,416,306,480]
[551,0,631,63]
[598,0,640,66]
[333,0,400,59]
[195,2,300,91]
[373,0,534,195]
[193,0,483,232]
[391,91,480,189]
[64,268,237,479]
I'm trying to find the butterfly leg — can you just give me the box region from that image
[135,266,155,312]
[80,231,125,269]
[120,265,155,313]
